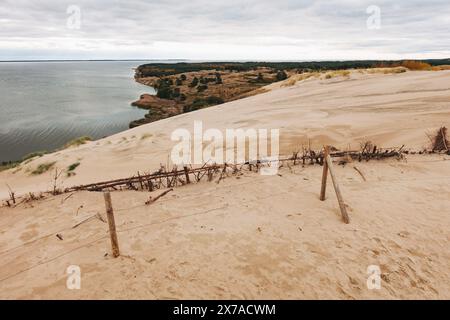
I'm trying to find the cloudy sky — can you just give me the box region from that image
[1,0,449,60]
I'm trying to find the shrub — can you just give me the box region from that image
[156,82,173,99]
[172,87,181,98]
[197,84,208,92]
[180,74,187,81]
[401,60,431,71]
[189,77,199,87]
[257,73,264,82]
[276,70,288,81]
[206,96,224,105]
[215,73,223,84]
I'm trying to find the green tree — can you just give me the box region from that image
[276,70,288,81]
[189,77,199,87]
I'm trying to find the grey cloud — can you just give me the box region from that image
[0,0,449,60]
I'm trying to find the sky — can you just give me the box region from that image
[0,0,449,61]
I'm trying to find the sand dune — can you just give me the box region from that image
[0,70,449,299]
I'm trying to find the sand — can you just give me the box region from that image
[0,69,449,299]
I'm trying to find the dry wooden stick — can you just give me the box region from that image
[103,192,120,258]
[353,166,367,181]
[442,127,448,151]
[325,154,350,224]
[6,184,15,204]
[320,146,330,201]
[183,166,191,184]
[145,188,174,205]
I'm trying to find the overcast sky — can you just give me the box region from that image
[1,0,449,60]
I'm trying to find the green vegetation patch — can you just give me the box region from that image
[136,59,450,78]
[31,162,56,175]
[67,162,80,172]
[63,136,92,149]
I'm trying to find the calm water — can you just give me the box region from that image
[0,61,155,162]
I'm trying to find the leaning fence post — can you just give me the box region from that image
[103,192,120,257]
[320,146,330,201]
[324,152,350,224]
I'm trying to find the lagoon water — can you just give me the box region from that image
[0,61,155,162]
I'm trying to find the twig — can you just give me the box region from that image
[353,166,367,181]
[145,188,174,205]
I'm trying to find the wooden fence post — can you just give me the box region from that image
[103,192,120,257]
[184,166,191,184]
[320,146,330,201]
[324,153,350,224]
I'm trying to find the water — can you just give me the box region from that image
[0,61,155,162]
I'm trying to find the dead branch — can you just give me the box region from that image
[145,188,174,205]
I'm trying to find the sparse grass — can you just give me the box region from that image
[22,151,47,162]
[66,162,80,177]
[62,136,92,149]
[0,162,20,172]
[31,162,56,175]
[141,133,153,140]
[366,67,408,74]
[67,162,80,172]
[281,72,320,87]
[324,70,351,79]
[0,151,48,172]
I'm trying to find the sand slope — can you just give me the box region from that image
[1,70,450,199]
[0,70,449,299]
[0,155,449,299]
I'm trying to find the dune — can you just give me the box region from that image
[0,69,449,299]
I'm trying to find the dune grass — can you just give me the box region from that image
[62,136,92,149]
[67,162,80,172]
[366,67,408,74]
[281,72,320,87]
[0,162,19,172]
[0,151,48,172]
[66,162,81,177]
[141,133,153,140]
[31,162,56,175]
[324,70,351,79]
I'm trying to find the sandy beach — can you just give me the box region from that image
[0,69,449,299]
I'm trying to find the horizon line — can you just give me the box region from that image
[0,57,449,63]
